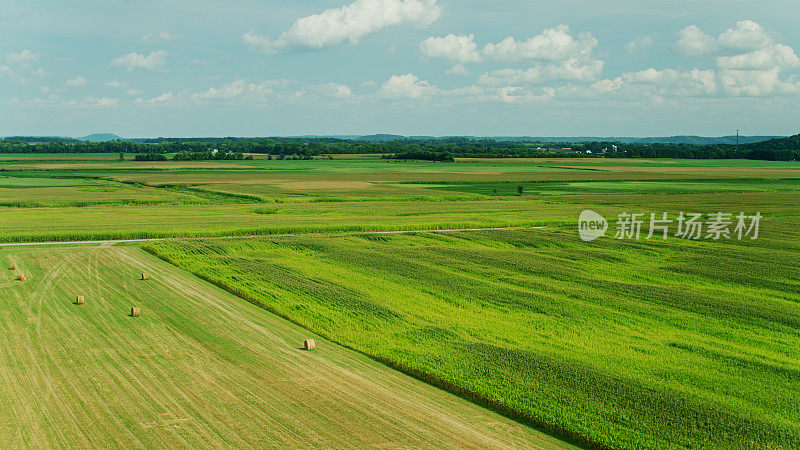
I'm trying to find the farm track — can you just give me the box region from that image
[0,244,569,448]
[0,225,547,247]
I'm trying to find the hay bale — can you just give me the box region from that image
[141,272,149,281]
[304,339,316,351]
[9,262,16,270]
[76,295,85,305]
[16,273,26,281]
[130,307,140,317]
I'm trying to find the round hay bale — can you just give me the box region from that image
[140,272,149,281]
[9,263,16,270]
[76,295,85,305]
[304,339,316,351]
[130,307,140,317]
[16,273,26,281]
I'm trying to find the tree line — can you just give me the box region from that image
[1,134,798,161]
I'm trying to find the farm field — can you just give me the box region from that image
[1,155,799,448]
[143,228,800,449]
[0,244,564,448]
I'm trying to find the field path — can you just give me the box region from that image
[0,226,546,248]
[0,244,569,448]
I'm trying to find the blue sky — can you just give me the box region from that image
[2,0,799,137]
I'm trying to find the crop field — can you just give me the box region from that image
[143,228,800,448]
[0,244,562,448]
[1,155,799,448]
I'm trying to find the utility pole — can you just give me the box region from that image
[736,129,740,145]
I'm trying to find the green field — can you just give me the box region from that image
[1,155,799,448]
[0,244,560,447]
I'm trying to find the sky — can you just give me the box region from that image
[2,0,800,138]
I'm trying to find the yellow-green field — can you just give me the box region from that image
[1,156,799,448]
[0,244,565,448]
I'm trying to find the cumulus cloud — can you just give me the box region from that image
[716,44,799,70]
[446,64,470,76]
[26,96,120,108]
[478,59,604,86]
[106,80,122,88]
[674,20,778,57]
[193,79,288,101]
[420,26,603,85]
[6,49,38,67]
[420,34,481,63]
[135,91,179,104]
[584,20,800,101]
[66,76,87,87]
[423,26,598,65]
[625,36,654,54]
[482,26,597,63]
[674,25,718,56]
[660,20,800,98]
[142,31,173,44]
[293,83,356,101]
[111,50,168,71]
[379,74,437,99]
[244,0,441,54]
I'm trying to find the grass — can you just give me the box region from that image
[2,154,800,448]
[144,228,800,449]
[0,244,561,448]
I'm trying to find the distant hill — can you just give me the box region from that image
[80,133,123,142]
[739,133,800,152]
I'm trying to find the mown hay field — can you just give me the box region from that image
[0,244,562,448]
[144,227,800,449]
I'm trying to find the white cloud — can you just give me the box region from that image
[675,20,776,57]
[106,80,122,88]
[446,64,470,76]
[6,49,38,67]
[661,20,800,98]
[421,26,603,84]
[111,50,168,71]
[89,97,119,107]
[379,73,437,99]
[193,79,286,101]
[126,89,143,96]
[66,76,87,87]
[142,31,173,44]
[717,20,772,53]
[482,26,598,63]
[293,83,356,101]
[420,34,481,63]
[244,0,441,53]
[478,59,604,86]
[716,44,799,71]
[135,91,179,104]
[625,36,654,54]
[190,59,205,66]
[674,25,717,56]
[29,96,119,108]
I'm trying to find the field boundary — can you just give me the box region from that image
[139,241,596,450]
[0,225,548,247]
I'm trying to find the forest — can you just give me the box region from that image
[0,134,798,161]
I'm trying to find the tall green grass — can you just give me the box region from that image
[144,228,800,449]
